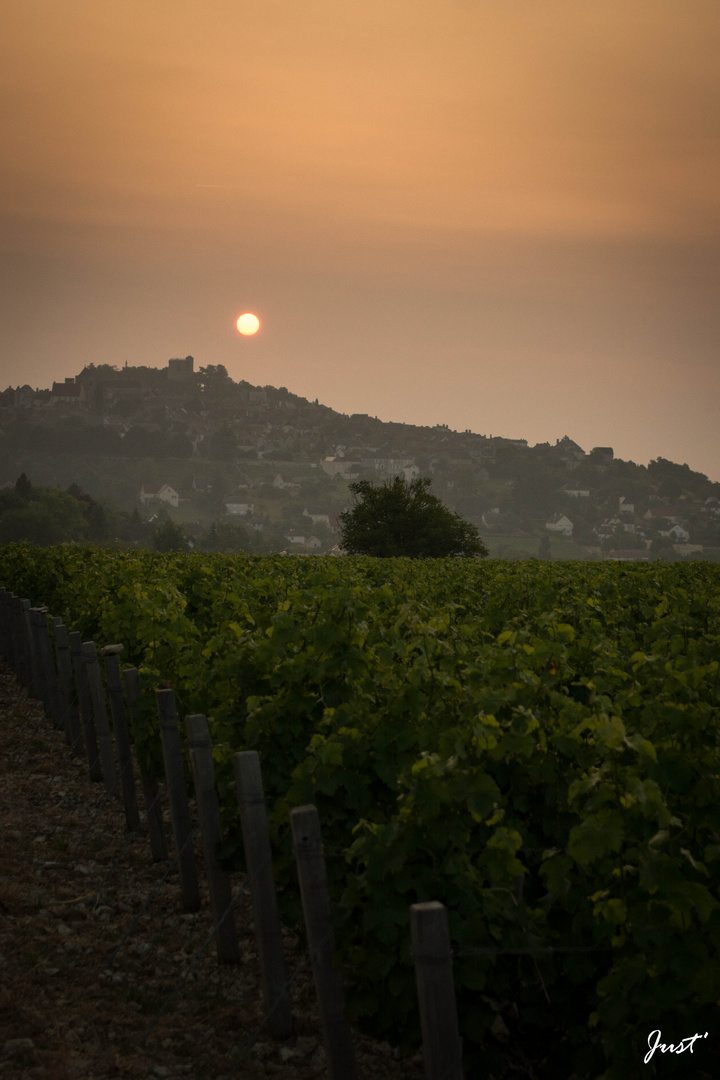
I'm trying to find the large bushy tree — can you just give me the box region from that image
[338,476,488,558]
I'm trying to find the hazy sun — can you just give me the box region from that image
[236,312,260,336]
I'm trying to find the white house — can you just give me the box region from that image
[225,501,254,516]
[545,514,573,538]
[303,508,332,527]
[139,484,179,508]
[660,523,690,542]
[272,474,300,490]
[320,457,360,478]
[562,485,590,498]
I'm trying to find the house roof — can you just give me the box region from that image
[645,507,676,518]
[51,382,82,398]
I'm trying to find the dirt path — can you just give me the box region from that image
[0,662,425,1080]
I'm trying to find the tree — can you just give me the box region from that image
[538,533,552,560]
[338,476,488,558]
[15,472,32,499]
[153,518,188,552]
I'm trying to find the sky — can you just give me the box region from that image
[1,0,719,480]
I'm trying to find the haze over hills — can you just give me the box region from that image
[1,358,719,559]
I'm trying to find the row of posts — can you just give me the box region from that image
[0,585,464,1080]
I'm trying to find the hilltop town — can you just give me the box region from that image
[2,357,719,559]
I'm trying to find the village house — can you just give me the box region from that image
[660,523,690,542]
[562,484,590,498]
[51,378,85,405]
[14,385,39,408]
[360,456,415,480]
[272,474,300,490]
[320,456,360,478]
[644,507,679,524]
[606,550,651,562]
[553,436,586,469]
[545,513,573,538]
[285,534,321,549]
[224,501,254,516]
[303,508,333,528]
[139,483,179,508]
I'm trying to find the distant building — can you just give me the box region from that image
[139,483,179,508]
[321,457,360,478]
[606,550,650,562]
[14,385,37,408]
[545,513,573,538]
[303,508,332,527]
[660,523,690,542]
[224,501,254,516]
[168,356,194,381]
[360,456,415,479]
[272,473,300,490]
[51,378,85,404]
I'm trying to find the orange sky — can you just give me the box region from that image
[1,0,719,478]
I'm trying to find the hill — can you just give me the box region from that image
[1,359,719,559]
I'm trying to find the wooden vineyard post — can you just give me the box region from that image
[290,805,356,1080]
[53,623,84,756]
[51,617,72,746]
[0,590,16,673]
[0,588,8,663]
[0,589,14,669]
[185,715,240,964]
[410,902,463,1080]
[123,668,167,862]
[156,688,200,911]
[70,631,101,782]
[82,641,119,799]
[23,603,42,701]
[234,750,294,1039]
[38,610,64,728]
[29,609,52,718]
[102,646,140,831]
[12,596,32,688]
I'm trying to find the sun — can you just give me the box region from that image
[236,312,260,336]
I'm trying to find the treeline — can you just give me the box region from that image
[0,475,262,553]
[0,474,115,546]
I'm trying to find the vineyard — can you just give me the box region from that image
[1,543,719,1079]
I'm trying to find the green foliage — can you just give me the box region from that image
[152,518,189,552]
[0,476,90,545]
[338,476,488,558]
[1,546,720,1078]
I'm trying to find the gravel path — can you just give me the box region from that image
[0,662,425,1080]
